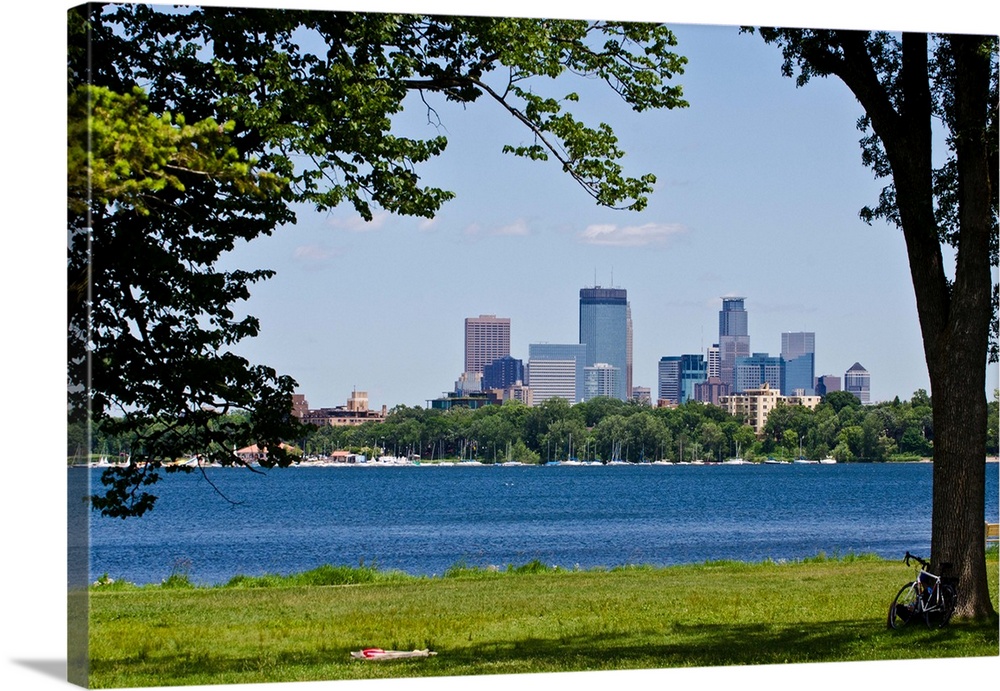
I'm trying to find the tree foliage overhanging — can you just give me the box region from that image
[67,4,688,517]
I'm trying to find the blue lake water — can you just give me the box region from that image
[70,462,1000,585]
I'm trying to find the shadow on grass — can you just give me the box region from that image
[88,617,998,686]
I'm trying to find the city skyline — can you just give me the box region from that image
[189,4,998,412]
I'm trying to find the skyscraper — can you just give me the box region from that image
[464,314,510,375]
[718,297,750,389]
[527,343,588,404]
[706,343,721,379]
[845,362,871,404]
[626,302,633,399]
[482,355,524,391]
[584,363,621,401]
[781,331,816,395]
[815,374,841,397]
[734,352,783,393]
[657,356,681,405]
[658,354,707,405]
[579,287,629,400]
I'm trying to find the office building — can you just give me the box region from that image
[659,354,707,405]
[781,332,816,396]
[579,287,629,400]
[658,356,681,405]
[482,355,524,391]
[706,344,721,380]
[626,303,634,398]
[734,352,783,393]
[719,297,750,389]
[584,363,621,401]
[527,343,588,404]
[464,314,510,375]
[693,376,730,406]
[845,362,871,404]
[680,354,708,403]
[526,358,578,405]
[815,374,841,397]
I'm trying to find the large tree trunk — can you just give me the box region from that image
[841,32,996,619]
[929,361,991,619]
[926,35,996,620]
[759,27,996,621]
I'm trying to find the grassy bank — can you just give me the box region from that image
[87,554,999,688]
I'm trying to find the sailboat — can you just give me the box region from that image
[723,442,748,464]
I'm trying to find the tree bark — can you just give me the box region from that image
[926,35,995,620]
[831,32,995,619]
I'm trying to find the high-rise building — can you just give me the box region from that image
[815,374,841,397]
[584,363,621,401]
[626,302,634,399]
[527,343,588,404]
[525,359,577,406]
[464,314,510,375]
[579,287,629,400]
[680,354,708,403]
[781,332,816,396]
[658,354,707,405]
[844,362,871,404]
[657,356,681,405]
[693,376,730,405]
[482,355,524,391]
[734,352,783,393]
[706,344,721,379]
[718,297,750,389]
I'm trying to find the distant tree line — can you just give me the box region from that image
[71,390,1000,465]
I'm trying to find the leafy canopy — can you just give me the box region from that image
[68,5,688,516]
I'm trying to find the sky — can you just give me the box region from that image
[1,3,998,691]
[195,2,1000,410]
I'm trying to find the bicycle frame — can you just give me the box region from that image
[887,552,957,629]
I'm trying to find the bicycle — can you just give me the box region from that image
[887,552,957,629]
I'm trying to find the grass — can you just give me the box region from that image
[85,553,999,688]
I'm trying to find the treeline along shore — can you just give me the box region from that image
[72,389,1000,466]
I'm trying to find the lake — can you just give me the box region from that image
[69,462,1000,586]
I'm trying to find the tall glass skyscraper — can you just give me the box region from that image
[718,297,750,389]
[657,354,707,405]
[579,287,629,400]
[781,331,816,395]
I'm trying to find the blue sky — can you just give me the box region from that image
[207,2,999,409]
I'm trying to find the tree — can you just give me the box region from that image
[69,5,688,516]
[751,28,997,619]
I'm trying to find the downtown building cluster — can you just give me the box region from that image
[431,291,872,420]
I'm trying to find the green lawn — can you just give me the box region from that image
[85,555,999,688]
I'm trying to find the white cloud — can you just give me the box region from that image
[328,211,390,232]
[493,219,531,237]
[293,244,340,265]
[578,222,685,247]
[461,219,532,238]
[418,217,440,232]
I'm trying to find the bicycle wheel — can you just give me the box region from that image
[888,582,922,629]
[937,583,958,626]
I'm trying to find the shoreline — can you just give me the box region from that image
[72,456,1000,469]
